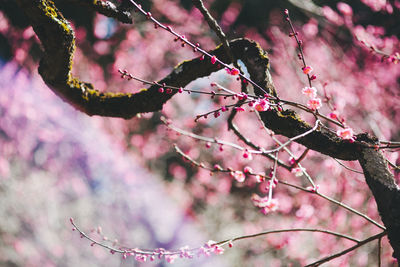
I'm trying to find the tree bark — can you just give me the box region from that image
[16,0,400,262]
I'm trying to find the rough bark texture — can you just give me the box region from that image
[16,0,400,262]
[359,147,400,260]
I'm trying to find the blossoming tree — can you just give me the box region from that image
[3,0,400,265]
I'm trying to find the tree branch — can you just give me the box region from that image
[17,0,400,261]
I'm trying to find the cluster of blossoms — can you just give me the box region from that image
[254,98,270,112]
[119,241,225,264]
[251,194,279,215]
[71,217,229,264]
[302,86,322,111]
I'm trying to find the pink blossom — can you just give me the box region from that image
[213,245,224,255]
[251,194,278,213]
[261,199,279,215]
[301,86,317,98]
[291,167,305,176]
[210,56,217,64]
[198,246,211,257]
[322,6,344,25]
[307,98,322,110]
[337,2,353,16]
[302,65,313,74]
[254,99,269,111]
[255,174,265,183]
[329,112,338,119]
[231,171,245,182]
[236,93,248,100]
[337,128,354,140]
[284,9,289,16]
[135,255,147,262]
[234,107,245,112]
[205,240,215,247]
[225,67,239,75]
[243,166,253,173]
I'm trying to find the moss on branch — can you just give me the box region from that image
[15,0,400,261]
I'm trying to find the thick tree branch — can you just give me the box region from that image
[359,147,400,261]
[17,0,400,261]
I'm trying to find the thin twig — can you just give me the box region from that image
[315,193,385,229]
[334,158,364,174]
[305,231,387,266]
[192,0,234,64]
[216,228,360,246]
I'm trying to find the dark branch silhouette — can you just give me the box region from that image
[16,0,400,263]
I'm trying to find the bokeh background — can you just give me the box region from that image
[1,0,400,266]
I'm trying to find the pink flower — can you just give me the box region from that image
[337,128,354,140]
[307,98,322,110]
[255,174,265,183]
[301,86,317,98]
[284,9,289,16]
[231,171,245,182]
[329,112,338,119]
[262,199,279,214]
[135,255,147,262]
[337,2,353,16]
[225,67,239,75]
[252,195,279,214]
[210,56,217,64]
[291,167,305,177]
[213,245,224,255]
[254,99,269,111]
[302,65,313,74]
[243,166,253,173]
[205,240,216,248]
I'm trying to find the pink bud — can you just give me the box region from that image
[211,56,217,64]
[302,65,313,74]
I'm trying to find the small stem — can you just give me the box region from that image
[305,231,387,266]
[216,228,360,246]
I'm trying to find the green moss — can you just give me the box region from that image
[39,0,71,34]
